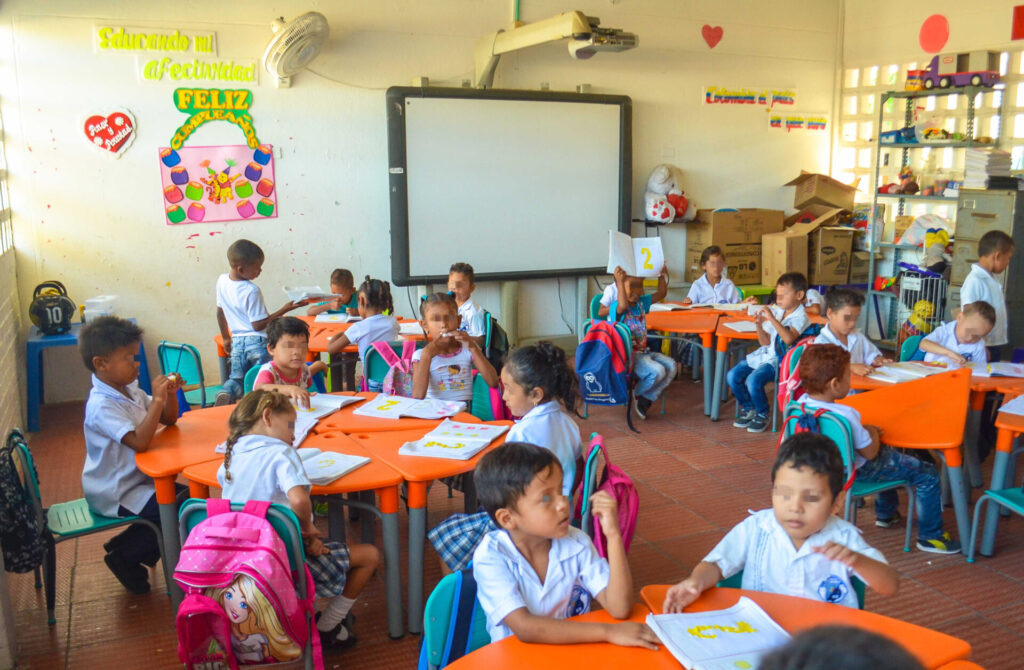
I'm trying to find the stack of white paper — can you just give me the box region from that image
[646,597,791,670]
[398,420,510,460]
[352,395,466,420]
[296,448,370,485]
[314,313,361,323]
[283,285,348,303]
[964,148,1011,189]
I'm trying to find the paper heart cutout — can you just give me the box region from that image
[702,25,723,49]
[84,110,136,158]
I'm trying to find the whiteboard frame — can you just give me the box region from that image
[386,86,632,286]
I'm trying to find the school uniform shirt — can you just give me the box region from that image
[745,305,810,369]
[216,273,269,338]
[253,361,314,389]
[506,402,583,497]
[411,345,474,401]
[609,295,654,350]
[960,263,1007,346]
[82,375,156,517]
[813,325,882,366]
[344,313,399,362]
[458,299,486,338]
[805,289,825,311]
[473,526,611,642]
[686,274,741,305]
[599,283,618,308]
[217,434,311,508]
[794,394,873,468]
[922,320,988,367]
[704,509,885,609]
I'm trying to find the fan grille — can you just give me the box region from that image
[263,12,329,77]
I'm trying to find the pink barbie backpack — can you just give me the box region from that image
[174,499,322,670]
[363,340,417,396]
[573,433,639,558]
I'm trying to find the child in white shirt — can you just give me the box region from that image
[252,317,328,407]
[804,288,825,316]
[472,443,656,647]
[683,245,753,306]
[80,316,184,594]
[663,431,897,612]
[216,239,302,404]
[412,292,498,403]
[429,342,583,572]
[813,288,888,377]
[307,268,358,317]
[960,230,1013,355]
[920,301,994,367]
[218,390,380,650]
[449,262,486,345]
[326,276,400,372]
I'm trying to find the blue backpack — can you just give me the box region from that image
[418,568,489,670]
[576,320,631,407]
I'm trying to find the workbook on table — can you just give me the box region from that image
[292,393,364,421]
[999,394,1024,417]
[352,395,466,420]
[399,321,425,335]
[688,302,749,312]
[723,320,758,333]
[314,313,362,323]
[970,361,1024,378]
[869,361,949,383]
[607,231,664,278]
[649,303,687,312]
[296,448,370,485]
[398,420,509,460]
[646,597,790,670]
[283,285,349,303]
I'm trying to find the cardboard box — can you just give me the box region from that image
[761,208,854,285]
[849,250,872,283]
[785,172,857,211]
[672,208,784,284]
[894,215,915,242]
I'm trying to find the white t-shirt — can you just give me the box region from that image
[922,320,988,366]
[746,305,810,369]
[960,263,1007,347]
[805,289,825,311]
[599,283,618,308]
[218,434,311,507]
[794,394,873,468]
[216,273,269,338]
[506,402,582,497]
[473,527,611,642]
[687,274,741,305]
[346,313,399,362]
[813,325,882,366]
[411,345,474,401]
[82,375,156,517]
[704,509,885,609]
[458,299,486,338]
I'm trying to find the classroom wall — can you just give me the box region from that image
[0,249,20,669]
[0,0,839,402]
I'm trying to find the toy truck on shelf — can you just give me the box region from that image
[921,51,1000,89]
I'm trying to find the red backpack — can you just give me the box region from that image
[776,337,818,412]
[573,433,638,557]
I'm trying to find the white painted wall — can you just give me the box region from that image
[0,1,839,402]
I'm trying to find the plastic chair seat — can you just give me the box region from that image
[47,499,139,537]
[183,385,221,407]
[851,480,910,497]
[968,487,1024,562]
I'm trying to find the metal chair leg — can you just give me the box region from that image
[967,494,992,563]
[44,534,56,624]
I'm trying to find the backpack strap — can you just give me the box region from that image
[441,569,480,665]
[242,500,271,518]
[207,498,231,516]
[399,340,417,360]
[371,341,401,367]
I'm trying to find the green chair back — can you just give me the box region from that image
[158,341,221,408]
[899,335,924,362]
[421,570,490,670]
[470,374,498,421]
[717,569,865,609]
[362,341,426,392]
[736,286,746,300]
[179,499,306,575]
[589,294,603,320]
[243,363,325,395]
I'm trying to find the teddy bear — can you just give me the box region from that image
[645,164,696,224]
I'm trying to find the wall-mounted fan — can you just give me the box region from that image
[262,12,330,88]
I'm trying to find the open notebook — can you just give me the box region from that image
[970,361,1024,378]
[398,420,509,460]
[314,313,362,323]
[646,597,790,670]
[283,285,349,303]
[868,361,949,383]
[352,395,466,420]
[296,448,370,486]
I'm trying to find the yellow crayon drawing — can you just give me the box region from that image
[687,620,758,639]
[423,440,467,450]
[376,400,401,411]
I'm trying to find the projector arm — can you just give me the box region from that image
[474,11,592,88]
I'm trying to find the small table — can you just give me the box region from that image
[978,405,1024,555]
[641,585,971,669]
[26,321,152,432]
[181,432,406,639]
[643,310,721,415]
[347,424,512,634]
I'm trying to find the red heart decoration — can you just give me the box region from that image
[702,25,723,49]
[83,111,136,158]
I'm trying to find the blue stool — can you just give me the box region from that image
[26,320,152,432]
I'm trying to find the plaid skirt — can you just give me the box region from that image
[428,511,497,571]
[306,540,351,598]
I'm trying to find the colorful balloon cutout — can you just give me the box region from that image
[919,14,949,54]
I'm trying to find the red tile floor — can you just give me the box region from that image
[9,379,1024,669]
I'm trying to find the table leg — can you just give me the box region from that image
[217,353,229,385]
[963,399,984,488]
[377,487,404,639]
[710,348,727,421]
[463,474,477,514]
[327,353,343,392]
[407,481,428,634]
[154,477,183,607]
[980,429,1016,556]
[945,463,971,555]
[342,352,358,391]
[702,342,713,417]
[327,497,347,543]
[26,345,42,432]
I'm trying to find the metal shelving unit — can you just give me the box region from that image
[865,85,1002,348]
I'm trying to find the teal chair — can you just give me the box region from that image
[420,569,490,669]
[968,486,1024,562]
[157,341,222,408]
[7,429,170,624]
[783,403,915,552]
[717,569,866,609]
[899,334,925,362]
[178,499,317,670]
[243,362,327,394]
[470,374,502,421]
[361,340,426,392]
[588,294,603,320]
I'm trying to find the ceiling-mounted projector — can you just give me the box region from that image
[568,20,639,60]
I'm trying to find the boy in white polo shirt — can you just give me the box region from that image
[472,442,657,648]
[960,230,1013,359]
[920,301,994,367]
[79,316,184,594]
[448,262,486,346]
[814,288,889,376]
[663,431,898,612]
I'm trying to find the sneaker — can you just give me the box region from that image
[747,414,769,433]
[214,391,233,406]
[733,409,756,428]
[875,511,901,528]
[916,532,962,555]
[633,396,652,420]
[316,611,358,650]
[104,551,150,595]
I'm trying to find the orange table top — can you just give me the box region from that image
[182,431,403,494]
[853,370,1024,396]
[644,311,720,334]
[347,424,512,482]
[641,585,970,669]
[214,315,422,356]
[137,404,235,479]
[314,392,481,434]
[839,368,971,456]
[445,605,678,670]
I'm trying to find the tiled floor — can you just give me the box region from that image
[9,379,1024,669]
